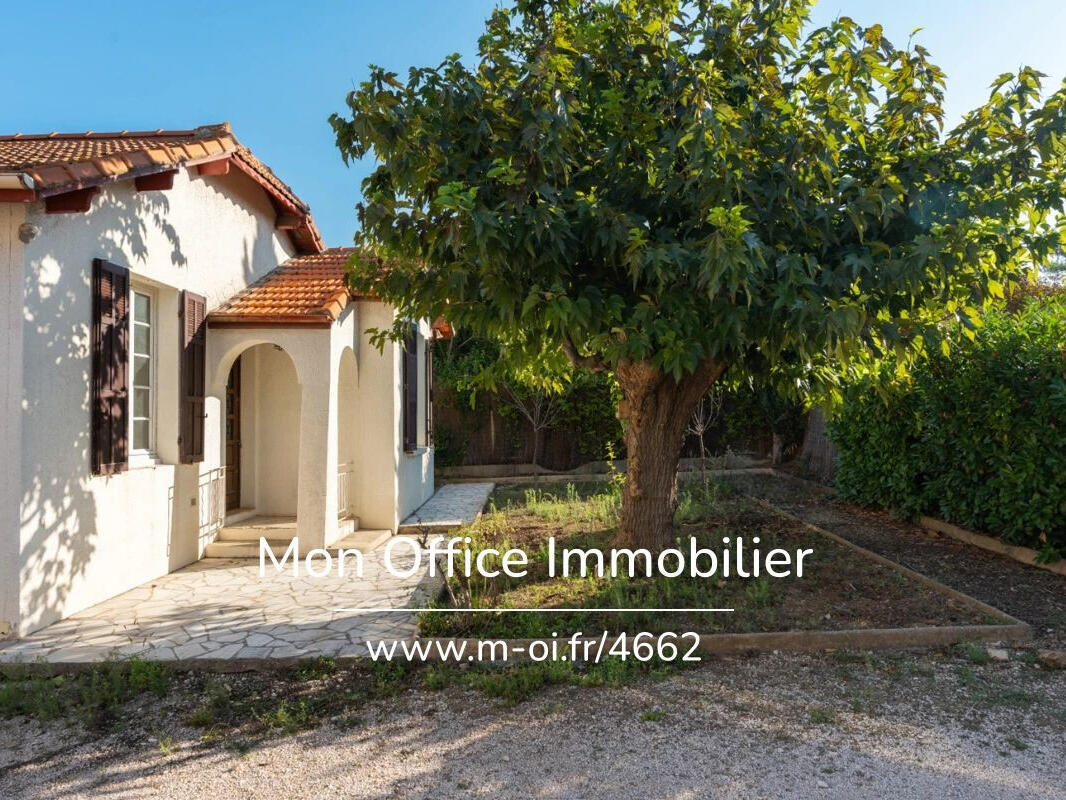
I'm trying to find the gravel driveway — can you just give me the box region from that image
[2,650,1064,799]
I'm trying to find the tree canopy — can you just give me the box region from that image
[334,0,1064,377]
[332,0,1066,547]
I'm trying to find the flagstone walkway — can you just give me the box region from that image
[398,482,495,533]
[0,536,441,667]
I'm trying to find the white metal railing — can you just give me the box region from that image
[337,462,355,519]
[198,467,227,536]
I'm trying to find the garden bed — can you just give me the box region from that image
[418,480,1020,644]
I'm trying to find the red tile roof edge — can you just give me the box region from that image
[0,123,323,254]
[207,247,361,327]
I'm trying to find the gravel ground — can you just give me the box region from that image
[1,651,1064,799]
[721,471,1066,649]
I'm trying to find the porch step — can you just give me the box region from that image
[204,528,391,560]
[224,507,257,526]
[205,538,297,559]
[214,515,358,543]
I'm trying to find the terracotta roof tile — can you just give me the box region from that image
[0,124,323,254]
[208,248,360,327]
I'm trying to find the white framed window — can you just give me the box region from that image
[130,286,156,458]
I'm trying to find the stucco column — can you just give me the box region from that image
[296,373,339,550]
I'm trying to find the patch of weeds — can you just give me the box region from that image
[847,686,883,717]
[187,678,234,729]
[256,700,312,734]
[831,650,873,666]
[434,655,667,707]
[981,688,1038,709]
[291,657,337,682]
[1005,736,1028,751]
[368,660,411,698]
[157,735,175,756]
[0,659,171,730]
[518,483,620,526]
[879,655,934,682]
[958,643,993,666]
[423,664,459,691]
[640,709,664,722]
[808,707,836,724]
[744,577,775,608]
[956,666,977,687]
[470,661,575,706]
[185,661,425,747]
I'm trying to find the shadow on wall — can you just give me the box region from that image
[20,167,296,631]
[19,189,185,631]
[17,175,283,633]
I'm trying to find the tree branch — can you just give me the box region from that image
[561,334,607,373]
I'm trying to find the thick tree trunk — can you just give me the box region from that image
[614,359,725,552]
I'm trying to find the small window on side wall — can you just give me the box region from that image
[130,287,154,455]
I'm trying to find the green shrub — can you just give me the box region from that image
[831,298,1066,558]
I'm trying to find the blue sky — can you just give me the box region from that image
[4,1,1065,246]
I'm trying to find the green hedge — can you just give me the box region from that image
[831,298,1066,560]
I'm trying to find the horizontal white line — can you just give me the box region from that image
[331,608,735,613]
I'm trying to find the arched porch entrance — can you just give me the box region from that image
[200,319,352,555]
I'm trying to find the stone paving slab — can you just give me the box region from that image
[399,482,494,532]
[0,540,442,666]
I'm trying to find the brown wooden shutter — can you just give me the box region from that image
[425,339,434,447]
[402,324,418,452]
[179,291,207,463]
[91,259,129,476]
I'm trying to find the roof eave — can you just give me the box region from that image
[206,313,338,329]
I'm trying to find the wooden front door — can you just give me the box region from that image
[225,357,242,511]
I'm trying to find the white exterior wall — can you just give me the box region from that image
[12,168,296,636]
[336,301,434,531]
[0,204,27,637]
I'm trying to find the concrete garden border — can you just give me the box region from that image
[439,456,768,481]
[920,516,1066,577]
[447,466,780,486]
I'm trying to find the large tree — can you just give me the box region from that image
[332,0,1065,551]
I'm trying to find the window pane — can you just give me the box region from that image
[133,324,150,356]
[134,387,150,418]
[134,292,150,324]
[133,355,150,387]
[133,420,150,451]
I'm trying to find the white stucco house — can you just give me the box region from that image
[0,124,438,638]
